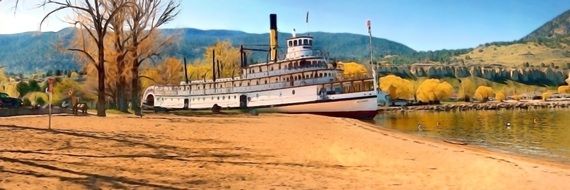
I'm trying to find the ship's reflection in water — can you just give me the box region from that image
[373,109,570,162]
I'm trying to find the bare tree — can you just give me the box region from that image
[126,0,179,116]
[41,0,131,116]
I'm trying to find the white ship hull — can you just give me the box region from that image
[143,84,378,119]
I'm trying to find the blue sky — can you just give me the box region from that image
[1,0,569,51]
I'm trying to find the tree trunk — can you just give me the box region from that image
[131,65,141,116]
[97,43,107,117]
[116,54,128,113]
[117,76,128,112]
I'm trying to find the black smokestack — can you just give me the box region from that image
[270,14,277,30]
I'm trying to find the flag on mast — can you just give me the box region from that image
[367,19,371,33]
[306,11,309,23]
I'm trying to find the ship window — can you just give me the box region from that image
[256,94,259,98]
[248,97,251,102]
[292,90,295,95]
[211,97,214,100]
[294,40,298,46]
[309,40,312,45]
[223,96,225,100]
[303,39,308,45]
[234,95,237,99]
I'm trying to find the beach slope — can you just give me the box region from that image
[0,113,568,189]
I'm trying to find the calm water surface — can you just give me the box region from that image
[373,109,570,162]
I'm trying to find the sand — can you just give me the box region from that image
[0,113,569,189]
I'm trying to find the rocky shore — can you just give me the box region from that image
[380,100,570,112]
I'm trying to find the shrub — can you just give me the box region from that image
[379,75,414,100]
[474,86,494,102]
[23,98,31,106]
[416,79,453,104]
[36,97,46,106]
[542,91,552,101]
[558,85,570,94]
[495,92,506,102]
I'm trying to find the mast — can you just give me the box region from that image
[367,19,378,93]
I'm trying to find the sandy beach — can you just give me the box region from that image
[0,113,569,189]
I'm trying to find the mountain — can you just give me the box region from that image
[523,9,570,41]
[0,28,78,74]
[454,9,570,68]
[0,28,415,74]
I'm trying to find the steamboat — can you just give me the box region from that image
[142,14,379,119]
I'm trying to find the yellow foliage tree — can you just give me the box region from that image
[187,41,241,80]
[416,79,453,103]
[542,91,552,101]
[23,92,49,106]
[0,68,7,83]
[495,91,506,102]
[474,86,494,102]
[379,75,414,100]
[558,85,570,94]
[459,78,476,101]
[0,83,19,98]
[158,57,183,85]
[52,78,83,105]
[140,57,184,89]
[341,62,369,79]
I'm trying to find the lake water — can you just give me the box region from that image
[373,109,570,162]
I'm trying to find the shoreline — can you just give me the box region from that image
[0,113,569,189]
[379,100,570,112]
[361,118,570,168]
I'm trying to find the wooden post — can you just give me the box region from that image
[47,78,55,130]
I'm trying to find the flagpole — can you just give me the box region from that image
[306,11,309,36]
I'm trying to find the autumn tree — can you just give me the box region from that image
[416,79,453,104]
[495,91,506,102]
[542,91,552,101]
[0,68,7,83]
[341,62,369,79]
[559,85,570,94]
[127,0,179,116]
[108,0,131,112]
[187,41,241,80]
[474,86,494,102]
[458,78,476,102]
[379,75,414,100]
[41,0,132,116]
[157,57,183,84]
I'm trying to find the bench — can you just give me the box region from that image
[73,103,88,115]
